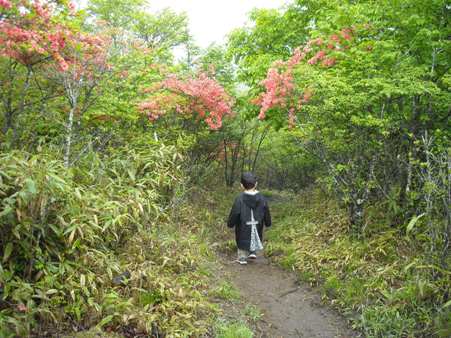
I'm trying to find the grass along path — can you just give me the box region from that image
[195,188,358,337]
[216,253,358,338]
[197,186,449,337]
[186,185,450,337]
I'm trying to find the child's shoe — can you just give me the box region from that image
[237,257,248,265]
[248,252,257,259]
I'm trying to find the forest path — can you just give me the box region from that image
[218,254,358,338]
[215,193,358,338]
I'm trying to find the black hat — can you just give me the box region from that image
[241,172,257,189]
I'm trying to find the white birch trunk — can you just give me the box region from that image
[63,77,79,168]
[64,104,76,168]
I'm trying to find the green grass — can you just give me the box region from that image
[243,305,263,321]
[211,281,241,301]
[215,321,253,338]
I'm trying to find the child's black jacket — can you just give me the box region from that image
[227,192,271,250]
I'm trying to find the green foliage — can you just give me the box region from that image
[264,189,450,337]
[211,281,241,302]
[230,0,450,246]
[243,305,263,322]
[133,9,190,52]
[215,321,254,338]
[0,140,219,336]
[227,5,312,86]
[87,0,147,29]
[197,44,236,92]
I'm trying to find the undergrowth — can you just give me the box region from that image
[191,184,450,337]
[264,189,451,338]
[0,142,262,337]
[0,142,221,337]
[5,143,447,337]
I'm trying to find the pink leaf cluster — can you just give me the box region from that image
[44,30,109,77]
[32,1,51,21]
[73,29,109,75]
[138,94,179,121]
[0,1,68,69]
[258,66,297,121]
[68,1,76,14]
[140,73,234,130]
[255,28,354,126]
[0,0,12,9]
[0,0,108,74]
[256,46,309,123]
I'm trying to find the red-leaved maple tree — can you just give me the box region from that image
[1,0,74,70]
[139,73,234,130]
[254,28,354,127]
[0,1,108,72]
[1,1,110,164]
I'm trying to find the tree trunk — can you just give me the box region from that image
[251,126,269,173]
[2,66,32,144]
[64,104,76,168]
[349,195,365,234]
[63,78,78,168]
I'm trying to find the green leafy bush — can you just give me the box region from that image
[0,142,215,336]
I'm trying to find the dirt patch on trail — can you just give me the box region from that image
[219,253,359,338]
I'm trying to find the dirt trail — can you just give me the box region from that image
[219,254,358,338]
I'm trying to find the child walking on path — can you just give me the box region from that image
[227,172,272,265]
